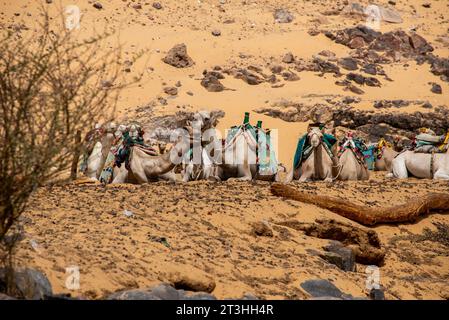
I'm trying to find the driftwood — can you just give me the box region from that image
[271,183,449,226]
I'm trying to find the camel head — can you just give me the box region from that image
[308,127,323,148]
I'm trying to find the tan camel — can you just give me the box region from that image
[286,127,334,182]
[374,145,398,172]
[337,148,370,181]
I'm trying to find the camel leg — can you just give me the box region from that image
[285,168,295,183]
[236,164,252,181]
[391,158,408,179]
[112,167,128,184]
[434,170,449,180]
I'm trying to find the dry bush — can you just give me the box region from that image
[0,6,145,290]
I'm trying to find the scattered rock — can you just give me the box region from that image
[374,100,410,109]
[422,3,431,8]
[422,102,433,109]
[321,241,356,272]
[273,8,294,23]
[164,87,178,96]
[300,279,343,298]
[282,71,300,81]
[318,50,336,58]
[430,83,442,94]
[201,71,225,92]
[234,69,264,85]
[251,220,273,237]
[162,44,194,68]
[339,57,358,71]
[311,57,340,75]
[369,287,385,300]
[93,2,103,10]
[270,65,283,74]
[132,3,142,9]
[211,30,221,37]
[152,2,162,10]
[0,268,52,300]
[282,52,295,64]
[346,72,381,87]
[380,6,403,24]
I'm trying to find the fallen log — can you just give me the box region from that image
[271,183,449,226]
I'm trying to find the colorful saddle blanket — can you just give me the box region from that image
[293,133,336,169]
[338,136,368,165]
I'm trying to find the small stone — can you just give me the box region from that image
[93,2,103,10]
[282,71,300,81]
[422,102,433,109]
[431,83,442,94]
[164,87,178,96]
[45,0,53,3]
[132,3,142,9]
[338,57,358,71]
[282,52,295,64]
[369,288,385,300]
[186,91,194,96]
[348,37,366,49]
[152,2,162,10]
[175,81,182,87]
[270,65,283,74]
[422,3,431,8]
[211,30,221,37]
[388,0,396,5]
[251,221,273,237]
[273,8,294,23]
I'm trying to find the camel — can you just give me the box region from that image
[113,110,220,184]
[337,148,370,181]
[111,138,189,183]
[81,123,117,180]
[388,147,449,180]
[286,127,334,182]
[215,125,284,182]
[84,141,103,179]
[374,144,398,171]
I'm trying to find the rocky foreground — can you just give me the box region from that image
[8,174,447,300]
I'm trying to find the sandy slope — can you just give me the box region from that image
[2,0,449,299]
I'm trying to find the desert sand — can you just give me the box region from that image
[1,0,448,299]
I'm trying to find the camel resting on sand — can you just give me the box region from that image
[337,148,370,181]
[388,147,449,180]
[216,125,284,182]
[286,127,335,182]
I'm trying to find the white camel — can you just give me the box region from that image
[388,147,449,180]
[216,125,284,182]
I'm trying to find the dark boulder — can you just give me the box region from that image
[300,279,343,298]
[320,241,356,272]
[338,57,358,71]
